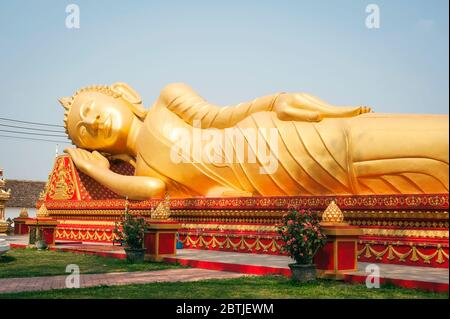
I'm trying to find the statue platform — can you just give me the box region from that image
[28,155,449,268]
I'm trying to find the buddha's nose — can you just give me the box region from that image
[85,115,101,132]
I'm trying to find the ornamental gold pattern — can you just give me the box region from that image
[47,157,78,201]
[36,204,49,217]
[43,191,449,211]
[322,200,345,223]
[151,193,171,220]
[358,243,449,264]
[178,233,449,264]
[360,228,448,239]
[181,234,281,253]
[56,228,117,242]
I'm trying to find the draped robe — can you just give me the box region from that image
[134,86,449,197]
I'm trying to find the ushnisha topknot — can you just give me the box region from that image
[58,83,148,136]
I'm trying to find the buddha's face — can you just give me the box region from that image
[66,91,134,154]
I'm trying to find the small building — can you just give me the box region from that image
[4,180,46,220]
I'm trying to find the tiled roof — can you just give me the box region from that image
[4,180,46,208]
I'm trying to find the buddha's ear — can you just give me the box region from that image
[111,82,142,105]
[111,82,147,119]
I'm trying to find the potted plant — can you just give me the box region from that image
[114,204,146,263]
[34,220,48,250]
[277,209,327,282]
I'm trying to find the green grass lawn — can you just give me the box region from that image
[0,248,447,299]
[0,276,446,299]
[0,248,182,278]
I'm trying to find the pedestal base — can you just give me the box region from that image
[26,218,58,246]
[314,223,362,280]
[144,221,181,262]
[13,218,33,235]
[0,220,8,234]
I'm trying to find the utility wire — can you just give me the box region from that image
[0,129,68,138]
[0,123,66,133]
[0,116,64,128]
[0,134,71,144]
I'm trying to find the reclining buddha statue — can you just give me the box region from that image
[59,82,449,200]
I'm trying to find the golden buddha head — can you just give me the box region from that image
[59,83,147,154]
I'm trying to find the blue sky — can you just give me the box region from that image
[0,0,448,180]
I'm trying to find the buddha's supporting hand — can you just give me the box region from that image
[274,93,372,122]
[65,148,110,173]
[64,148,166,200]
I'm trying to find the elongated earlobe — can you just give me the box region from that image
[110,82,147,119]
[111,82,142,105]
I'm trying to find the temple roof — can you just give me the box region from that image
[4,180,46,208]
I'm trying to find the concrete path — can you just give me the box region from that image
[172,249,449,284]
[0,268,245,294]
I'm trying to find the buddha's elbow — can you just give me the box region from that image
[117,178,166,200]
[160,83,193,105]
[143,178,166,198]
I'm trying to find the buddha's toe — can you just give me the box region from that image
[360,106,372,114]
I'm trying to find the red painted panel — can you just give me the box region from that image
[159,233,176,255]
[337,241,356,270]
[144,232,157,254]
[21,223,29,234]
[315,241,335,270]
[43,227,55,245]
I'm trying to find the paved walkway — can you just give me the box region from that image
[0,268,245,294]
[172,249,449,284]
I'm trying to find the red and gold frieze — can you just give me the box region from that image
[177,232,449,267]
[30,155,449,269]
[43,193,449,211]
[56,228,117,242]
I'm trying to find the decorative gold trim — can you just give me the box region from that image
[181,234,281,253]
[322,200,345,223]
[48,209,151,216]
[349,219,448,228]
[344,210,448,220]
[151,193,171,220]
[361,228,449,239]
[357,243,449,264]
[181,223,277,232]
[37,204,49,218]
[57,220,117,226]
[56,228,117,241]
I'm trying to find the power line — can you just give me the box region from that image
[0,123,65,133]
[0,134,72,144]
[0,116,64,128]
[0,129,68,138]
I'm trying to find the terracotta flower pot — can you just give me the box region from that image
[124,247,145,263]
[289,263,317,282]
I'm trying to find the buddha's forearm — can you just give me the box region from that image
[87,168,165,200]
[161,83,281,128]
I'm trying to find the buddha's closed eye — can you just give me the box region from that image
[80,100,95,118]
